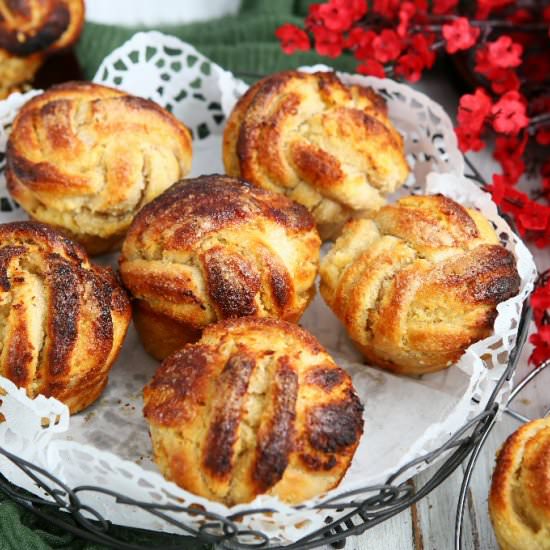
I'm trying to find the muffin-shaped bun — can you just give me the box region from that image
[120,175,321,360]
[6,81,192,255]
[0,0,84,98]
[143,317,364,505]
[223,70,409,239]
[0,221,131,413]
[489,417,550,550]
[320,195,520,375]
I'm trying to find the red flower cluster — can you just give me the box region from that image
[278,0,550,367]
[530,272,550,366]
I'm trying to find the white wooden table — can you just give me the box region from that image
[324,74,550,550]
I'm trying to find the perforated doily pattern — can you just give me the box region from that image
[0,32,537,544]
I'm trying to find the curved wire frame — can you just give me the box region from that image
[0,162,536,550]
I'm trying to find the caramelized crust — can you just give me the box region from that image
[143,317,364,505]
[120,175,321,360]
[6,81,192,254]
[320,194,520,374]
[0,221,131,413]
[0,0,84,98]
[489,417,550,550]
[223,70,409,239]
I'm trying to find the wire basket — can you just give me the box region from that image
[0,155,536,550]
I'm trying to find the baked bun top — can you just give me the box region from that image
[143,317,364,505]
[320,194,520,374]
[120,174,321,327]
[223,70,409,238]
[6,81,192,242]
[0,0,84,56]
[0,221,131,413]
[490,417,550,550]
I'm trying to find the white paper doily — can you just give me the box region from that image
[0,32,537,544]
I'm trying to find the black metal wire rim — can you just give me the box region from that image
[0,165,534,549]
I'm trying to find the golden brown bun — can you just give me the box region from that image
[132,300,201,361]
[320,194,520,375]
[223,70,409,239]
[120,174,321,360]
[6,81,192,255]
[0,0,84,98]
[489,417,550,550]
[143,317,364,505]
[0,221,131,414]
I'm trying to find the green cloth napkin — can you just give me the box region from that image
[0,1,362,548]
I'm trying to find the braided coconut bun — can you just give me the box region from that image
[489,417,550,550]
[0,221,131,414]
[143,317,364,505]
[320,194,520,375]
[6,81,192,255]
[223,70,409,239]
[0,0,84,98]
[120,175,321,361]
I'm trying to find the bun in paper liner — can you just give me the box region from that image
[490,416,550,550]
[0,33,537,545]
[143,317,363,505]
[119,174,321,360]
[320,194,521,375]
[6,81,192,255]
[223,69,409,239]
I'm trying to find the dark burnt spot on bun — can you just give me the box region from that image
[202,352,255,479]
[45,255,80,376]
[204,246,260,318]
[306,366,345,392]
[307,391,364,454]
[0,1,70,55]
[252,356,298,492]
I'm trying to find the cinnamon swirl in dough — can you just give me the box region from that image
[0,0,84,98]
[489,417,550,550]
[143,317,364,505]
[6,81,192,255]
[0,221,131,414]
[119,174,321,360]
[320,194,520,374]
[223,70,409,239]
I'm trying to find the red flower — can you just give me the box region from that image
[493,134,527,184]
[275,24,310,54]
[346,28,377,60]
[536,128,550,146]
[529,332,550,366]
[491,91,529,135]
[519,204,550,232]
[489,69,521,94]
[487,36,523,69]
[432,0,458,15]
[476,0,515,19]
[394,53,424,82]
[508,9,533,24]
[317,0,366,32]
[409,34,436,68]
[442,18,480,54]
[457,88,492,132]
[357,59,386,78]
[490,176,528,218]
[372,0,401,19]
[372,30,403,63]
[311,25,344,57]
[531,285,550,311]
[456,126,485,151]
[397,2,416,37]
